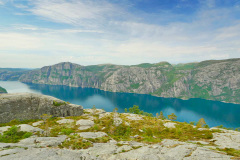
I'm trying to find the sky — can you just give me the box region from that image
[0,0,240,68]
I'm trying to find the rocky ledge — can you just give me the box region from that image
[0,93,83,123]
[0,109,239,160]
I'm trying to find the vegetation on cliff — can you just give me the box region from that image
[0,86,7,93]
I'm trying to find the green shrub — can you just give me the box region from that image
[53,100,66,106]
[61,128,74,135]
[23,132,33,138]
[114,124,131,138]
[127,105,153,117]
[0,126,32,143]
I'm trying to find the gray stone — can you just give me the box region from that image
[76,119,94,126]
[0,126,10,134]
[32,121,44,127]
[212,130,240,149]
[122,113,143,121]
[163,122,176,128]
[129,141,144,148]
[115,145,132,153]
[198,128,208,131]
[161,139,184,147]
[78,126,92,130]
[183,147,232,160]
[18,135,67,147]
[0,93,83,123]
[17,124,43,133]
[0,148,94,160]
[76,119,94,130]
[0,148,25,157]
[0,143,17,149]
[78,132,108,139]
[188,141,209,145]
[84,143,118,158]
[56,119,74,124]
[113,113,122,126]
[99,112,112,119]
[84,109,106,115]
[164,144,197,159]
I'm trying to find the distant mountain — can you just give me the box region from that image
[0,68,32,81]
[17,58,240,104]
[0,86,7,93]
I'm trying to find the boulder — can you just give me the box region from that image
[18,124,43,133]
[0,126,11,134]
[18,135,67,147]
[32,121,44,127]
[76,119,94,130]
[212,130,240,149]
[122,113,143,121]
[0,93,83,123]
[163,122,176,128]
[78,132,108,139]
[57,119,74,124]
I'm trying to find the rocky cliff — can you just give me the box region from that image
[0,93,83,123]
[18,58,240,104]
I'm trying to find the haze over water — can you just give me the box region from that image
[1,81,240,129]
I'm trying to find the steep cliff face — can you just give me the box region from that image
[19,59,240,104]
[0,93,83,123]
[20,62,101,88]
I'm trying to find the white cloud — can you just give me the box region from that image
[0,0,240,68]
[0,33,42,50]
[0,0,5,5]
[13,24,39,31]
[27,0,123,28]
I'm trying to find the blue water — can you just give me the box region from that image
[1,81,240,129]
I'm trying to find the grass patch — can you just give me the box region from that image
[0,119,40,127]
[53,100,67,106]
[59,135,93,150]
[217,148,240,157]
[86,136,111,143]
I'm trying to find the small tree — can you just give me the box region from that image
[158,111,166,120]
[92,105,97,115]
[113,107,118,113]
[92,105,96,110]
[124,108,128,113]
[197,118,206,128]
[168,113,177,121]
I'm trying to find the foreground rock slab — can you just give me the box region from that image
[212,129,240,150]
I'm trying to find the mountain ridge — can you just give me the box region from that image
[15,58,240,104]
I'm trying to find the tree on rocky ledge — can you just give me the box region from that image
[168,113,177,121]
[197,118,206,128]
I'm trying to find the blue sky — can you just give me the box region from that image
[0,0,240,68]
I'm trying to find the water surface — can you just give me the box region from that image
[1,81,240,129]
